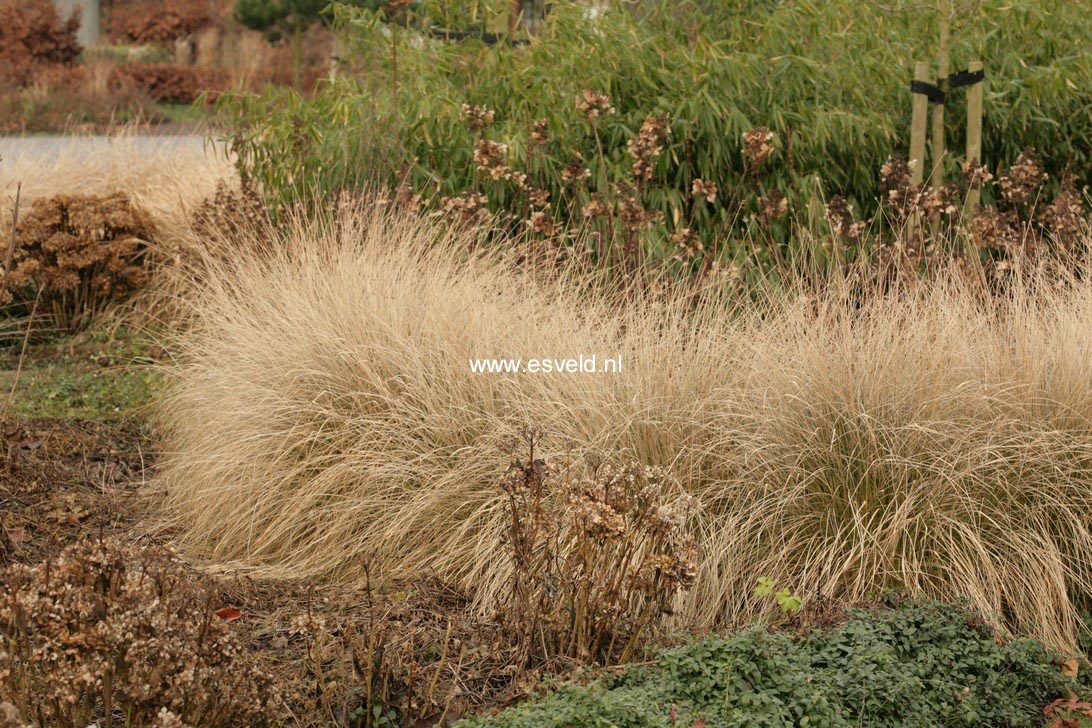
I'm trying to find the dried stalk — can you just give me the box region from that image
[3,183,19,282]
[2,284,43,422]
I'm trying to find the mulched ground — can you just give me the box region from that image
[0,416,151,566]
[0,402,544,726]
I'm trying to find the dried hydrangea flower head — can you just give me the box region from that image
[0,537,276,726]
[576,89,616,121]
[498,430,700,665]
[691,178,717,203]
[628,114,671,181]
[461,103,495,133]
[473,139,511,180]
[999,148,1047,205]
[742,127,776,165]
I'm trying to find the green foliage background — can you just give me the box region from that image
[219,0,1091,248]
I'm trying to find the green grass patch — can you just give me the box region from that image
[0,326,161,421]
[158,102,207,123]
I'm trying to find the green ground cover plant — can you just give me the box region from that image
[460,601,1085,728]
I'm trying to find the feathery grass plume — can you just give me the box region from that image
[156,205,1092,653]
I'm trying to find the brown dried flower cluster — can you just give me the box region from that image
[499,428,699,665]
[437,191,490,224]
[824,195,865,246]
[758,188,788,222]
[526,186,550,209]
[691,178,717,203]
[531,118,549,146]
[1041,177,1089,252]
[372,184,423,215]
[999,148,1047,205]
[191,179,270,242]
[742,127,776,166]
[561,155,592,185]
[527,210,561,236]
[5,193,154,332]
[879,155,922,216]
[627,114,671,181]
[0,537,276,727]
[576,89,616,121]
[670,227,704,263]
[582,194,609,220]
[961,160,994,188]
[920,183,961,218]
[473,138,511,181]
[970,205,1025,254]
[460,103,495,133]
[617,182,661,237]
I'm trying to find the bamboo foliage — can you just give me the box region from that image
[218,0,1091,246]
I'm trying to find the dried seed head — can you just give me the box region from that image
[531,119,549,145]
[742,127,776,165]
[999,148,1047,205]
[561,155,592,185]
[628,114,671,181]
[460,103,495,133]
[576,89,616,121]
[691,178,717,203]
[473,139,510,180]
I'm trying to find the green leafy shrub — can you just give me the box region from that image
[219,0,1091,254]
[460,601,1084,728]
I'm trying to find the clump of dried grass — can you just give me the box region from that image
[0,536,277,727]
[155,206,1092,653]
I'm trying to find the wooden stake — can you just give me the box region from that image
[931,0,951,188]
[910,62,930,187]
[964,60,984,217]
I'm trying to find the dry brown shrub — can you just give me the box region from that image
[191,179,270,242]
[6,193,156,332]
[0,0,80,87]
[0,63,161,134]
[108,63,228,105]
[106,0,217,45]
[500,427,698,666]
[0,536,277,727]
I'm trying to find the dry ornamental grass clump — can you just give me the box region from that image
[0,536,276,727]
[5,192,155,332]
[157,207,1092,654]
